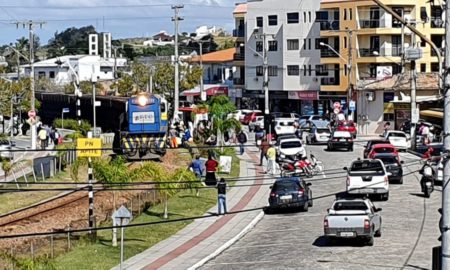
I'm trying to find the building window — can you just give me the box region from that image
[287,12,299,24]
[38,71,46,78]
[315,65,328,76]
[349,8,352,20]
[344,9,347,20]
[304,12,307,23]
[315,38,326,49]
[421,38,426,47]
[303,65,307,76]
[256,17,263,27]
[420,63,426,72]
[308,65,312,76]
[308,11,312,23]
[431,63,439,72]
[256,66,263,76]
[100,66,113,73]
[343,36,347,48]
[268,40,278,51]
[287,65,300,76]
[256,41,263,52]
[268,66,278,76]
[308,39,311,50]
[392,64,401,75]
[303,39,307,50]
[268,15,277,26]
[287,39,299,50]
[49,71,55,79]
[344,64,348,76]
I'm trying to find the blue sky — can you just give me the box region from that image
[0,0,236,45]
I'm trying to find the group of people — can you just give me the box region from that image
[37,125,61,150]
[168,121,193,148]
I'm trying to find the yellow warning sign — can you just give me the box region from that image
[77,138,102,157]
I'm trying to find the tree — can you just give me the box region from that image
[208,95,241,146]
[63,81,105,95]
[153,62,175,96]
[46,25,96,57]
[142,45,174,56]
[117,74,135,96]
[132,62,151,91]
[181,66,202,91]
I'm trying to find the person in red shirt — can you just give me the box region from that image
[205,154,219,186]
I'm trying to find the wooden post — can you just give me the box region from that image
[59,155,62,172]
[20,164,28,187]
[40,163,45,181]
[50,235,54,258]
[32,165,37,182]
[11,170,18,189]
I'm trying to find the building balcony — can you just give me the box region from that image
[233,53,245,61]
[321,77,340,86]
[318,21,340,31]
[233,28,245,38]
[321,48,339,58]
[233,77,245,86]
[359,20,380,29]
[359,48,380,57]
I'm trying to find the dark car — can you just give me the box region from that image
[372,153,404,184]
[327,131,353,151]
[363,139,388,158]
[268,177,312,211]
[415,143,443,157]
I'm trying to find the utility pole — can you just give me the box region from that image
[91,66,97,138]
[401,23,405,74]
[13,20,46,150]
[410,59,417,150]
[347,29,353,120]
[442,2,450,268]
[172,5,184,119]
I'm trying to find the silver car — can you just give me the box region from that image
[0,139,14,160]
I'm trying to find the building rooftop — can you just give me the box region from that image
[191,48,237,63]
[358,73,440,91]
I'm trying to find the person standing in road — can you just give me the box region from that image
[259,136,270,166]
[205,154,219,186]
[217,178,227,215]
[237,130,247,155]
[265,143,277,175]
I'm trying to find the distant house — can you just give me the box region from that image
[143,31,175,47]
[190,48,236,85]
[22,55,127,86]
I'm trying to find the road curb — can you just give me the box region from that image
[187,211,265,270]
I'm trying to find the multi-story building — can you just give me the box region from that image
[319,0,444,134]
[241,0,325,114]
[233,3,247,109]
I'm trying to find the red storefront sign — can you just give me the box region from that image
[288,91,319,100]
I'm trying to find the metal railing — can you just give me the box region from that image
[321,77,340,85]
[320,48,339,58]
[359,48,380,57]
[318,21,340,31]
[359,20,380,28]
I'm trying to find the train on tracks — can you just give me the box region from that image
[36,92,169,159]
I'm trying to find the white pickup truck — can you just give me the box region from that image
[324,198,382,246]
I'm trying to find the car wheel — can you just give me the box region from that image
[308,191,313,207]
[398,177,403,185]
[382,192,389,201]
[375,226,382,237]
[327,145,330,151]
[302,202,309,212]
[366,236,374,246]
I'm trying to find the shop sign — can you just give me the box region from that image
[288,91,319,100]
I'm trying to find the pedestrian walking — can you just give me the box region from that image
[383,121,391,137]
[259,136,270,166]
[205,154,219,186]
[217,178,227,215]
[189,155,204,196]
[237,130,247,155]
[38,128,47,149]
[265,143,277,175]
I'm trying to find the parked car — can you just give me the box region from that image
[299,115,326,129]
[228,109,252,122]
[268,177,312,211]
[372,153,404,184]
[367,143,399,159]
[277,138,306,158]
[336,121,357,138]
[242,110,262,125]
[274,118,296,135]
[384,130,410,150]
[415,143,443,157]
[344,159,390,200]
[327,131,353,151]
[0,139,14,160]
[275,134,298,145]
[324,197,382,246]
[363,139,388,158]
[306,123,331,145]
[249,115,264,131]
[271,112,300,120]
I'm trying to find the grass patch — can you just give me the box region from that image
[52,149,240,270]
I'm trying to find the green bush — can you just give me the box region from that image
[53,118,91,135]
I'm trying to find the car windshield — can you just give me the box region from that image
[377,156,399,165]
[317,128,330,133]
[333,201,369,211]
[349,160,385,176]
[374,147,394,153]
[389,132,406,138]
[280,141,302,148]
[333,131,351,138]
[277,121,294,126]
[300,116,310,120]
[274,180,300,191]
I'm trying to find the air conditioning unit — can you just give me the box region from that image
[366,91,375,102]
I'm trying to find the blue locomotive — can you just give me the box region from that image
[114,92,169,160]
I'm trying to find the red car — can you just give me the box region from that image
[336,121,357,138]
[368,143,399,159]
[242,111,263,125]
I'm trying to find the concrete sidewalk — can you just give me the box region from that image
[113,146,271,270]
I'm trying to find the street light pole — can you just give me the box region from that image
[347,30,353,120]
[172,5,184,119]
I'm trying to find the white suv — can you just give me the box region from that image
[344,159,390,201]
[274,118,296,135]
[277,138,306,158]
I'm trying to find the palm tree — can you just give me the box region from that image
[208,96,242,147]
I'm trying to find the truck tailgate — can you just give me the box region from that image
[327,211,366,228]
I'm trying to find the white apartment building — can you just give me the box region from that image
[244,0,323,114]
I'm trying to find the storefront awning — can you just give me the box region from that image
[420,110,443,119]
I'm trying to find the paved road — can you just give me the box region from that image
[201,139,441,270]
